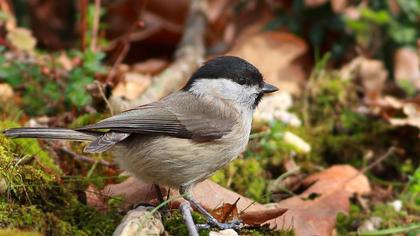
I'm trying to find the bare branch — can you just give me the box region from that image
[110,0,207,112]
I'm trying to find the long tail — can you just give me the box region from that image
[3,127,100,141]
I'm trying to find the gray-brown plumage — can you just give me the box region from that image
[3,56,278,230]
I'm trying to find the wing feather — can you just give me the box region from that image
[77,92,236,145]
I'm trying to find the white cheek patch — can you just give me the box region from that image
[190,79,260,105]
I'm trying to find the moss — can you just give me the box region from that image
[212,157,269,203]
[372,204,418,228]
[0,133,58,205]
[163,210,294,236]
[0,229,42,236]
[240,228,295,236]
[163,211,210,236]
[0,200,76,235]
[336,203,420,235]
[0,123,122,235]
[0,120,61,174]
[68,112,107,129]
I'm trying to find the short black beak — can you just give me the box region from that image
[262,82,278,94]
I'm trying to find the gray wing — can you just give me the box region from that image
[78,92,237,152]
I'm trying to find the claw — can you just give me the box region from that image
[197,217,242,230]
[179,185,243,232]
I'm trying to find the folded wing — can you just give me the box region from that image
[78,92,236,152]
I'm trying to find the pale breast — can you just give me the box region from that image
[112,111,252,188]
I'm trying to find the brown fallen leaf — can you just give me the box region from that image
[394,48,420,91]
[341,56,388,102]
[229,31,309,95]
[374,96,420,135]
[86,184,108,213]
[112,73,152,100]
[267,165,371,235]
[210,198,240,223]
[359,58,388,102]
[0,83,14,102]
[240,207,288,225]
[132,58,170,75]
[389,102,420,131]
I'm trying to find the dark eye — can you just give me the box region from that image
[238,78,246,85]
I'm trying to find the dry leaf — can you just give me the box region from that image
[342,57,388,102]
[379,96,420,134]
[359,58,388,101]
[57,53,74,71]
[6,27,37,52]
[389,103,420,130]
[210,200,239,223]
[86,184,108,213]
[112,73,152,100]
[394,48,420,91]
[240,207,288,225]
[230,32,308,95]
[132,59,169,75]
[0,83,14,102]
[267,165,371,235]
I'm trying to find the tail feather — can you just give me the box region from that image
[3,128,99,141]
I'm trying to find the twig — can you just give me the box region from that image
[0,0,15,30]
[60,146,114,167]
[94,81,114,115]
[105,0,147,84]
[80,0,88,51]
[110,0,208,112]
[90,0,101,52]
[180,202,199,236]
[344,146,397,186]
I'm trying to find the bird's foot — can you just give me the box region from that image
[196,217,242,230]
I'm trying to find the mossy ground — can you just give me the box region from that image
[0,121,122,235]
[163,211,294,236]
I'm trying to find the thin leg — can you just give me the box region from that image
[179,202,199,236]
[180,185,242,230]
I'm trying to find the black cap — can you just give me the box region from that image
[184,56,264,90]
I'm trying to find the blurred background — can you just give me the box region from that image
[0,0,419,235]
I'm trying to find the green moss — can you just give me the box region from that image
[0,229,42,236]
[0,200,76,235]
[163,211,210,236]
[68,113,107,129]
[336,203,420,235]
[0,120,61,174]
[212,157,269,203]
[163,210,294,236]
[0,123,122,235]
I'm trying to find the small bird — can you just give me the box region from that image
[4,56,278,230]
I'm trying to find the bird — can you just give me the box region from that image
[3,55,278,230]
